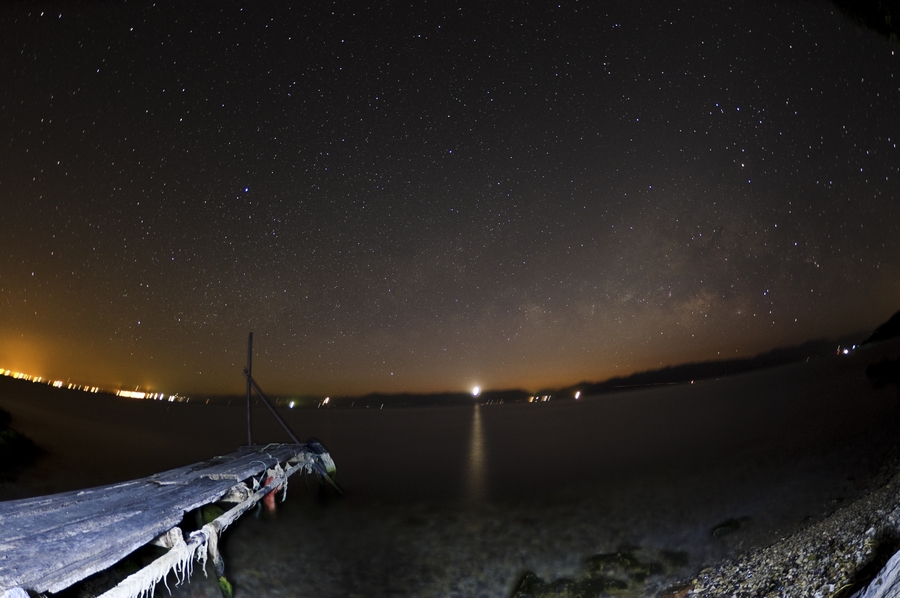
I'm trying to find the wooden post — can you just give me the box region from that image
[242,371,301,444]
[245,332,253,447]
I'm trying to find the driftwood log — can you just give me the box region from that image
[0,442,336,597]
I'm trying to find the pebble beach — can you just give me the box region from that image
[693,459,900,598]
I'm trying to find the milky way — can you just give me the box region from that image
[1,1,898,396]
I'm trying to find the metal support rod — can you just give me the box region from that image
[245,332,254,446]
[242,369,301,445]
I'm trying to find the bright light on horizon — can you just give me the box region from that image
[472,386,481,397]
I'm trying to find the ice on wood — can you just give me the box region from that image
[0,442,337,597]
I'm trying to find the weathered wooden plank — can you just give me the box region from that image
[0,446,301,539]
[98,460,307,598]
[1,478,212,542]
[0,443,319,594]
[0,453,292,592]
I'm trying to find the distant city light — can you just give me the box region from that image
[575,391,581,399]
[472,386,481,397]
[1,367,184,402]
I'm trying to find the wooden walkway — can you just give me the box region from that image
[0,442,337,597]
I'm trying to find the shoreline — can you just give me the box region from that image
[511,450,900,598]
[691,458,900,598]
[3,346,900,597]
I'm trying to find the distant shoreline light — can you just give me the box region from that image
[115,389,181,401]
[0,367,185,402]
[1,368,101,393]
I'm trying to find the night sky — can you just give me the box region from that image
[1,1,898,397]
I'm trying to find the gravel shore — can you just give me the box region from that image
[692,461,900,598]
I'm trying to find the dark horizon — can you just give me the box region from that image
[3,328,870,407]
[0,322,885,399]
[241,328,879,404]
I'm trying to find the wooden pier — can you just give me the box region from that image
[0,441,337,598]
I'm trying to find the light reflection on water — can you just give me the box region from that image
[466,404,486,503]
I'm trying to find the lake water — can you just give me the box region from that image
[2,343,900,597]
